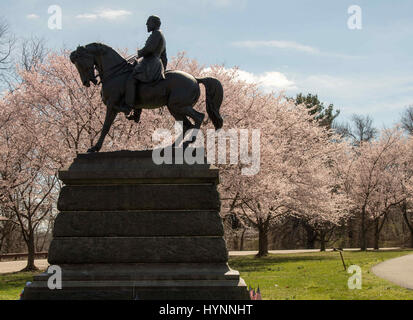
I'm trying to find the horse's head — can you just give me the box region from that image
[70,46,98,87]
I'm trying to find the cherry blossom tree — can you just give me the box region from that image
[0,51,204,268]
[397,136,413,248]
[1,49,354,263]
[198,65,351,256]
[0,90,60,270]
[338,127,410,250]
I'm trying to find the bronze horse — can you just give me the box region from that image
[70,43,223,152]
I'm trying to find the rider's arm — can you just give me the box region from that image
[161,49,168,70]
[138,31,161,58]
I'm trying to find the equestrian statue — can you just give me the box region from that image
[70,15,223,153]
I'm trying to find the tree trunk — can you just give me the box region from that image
[373,219,380,250]
[304,223,316,249]
[256,223,269,257]
[359,209,367,251]
[411,233,413,249]
[23,232,37,271]
[360,231,367,251]
[233,237,238,251]
[239,228,246,251]
[402,203,413,248]
[319,232,326,252]
[347,217,354,248]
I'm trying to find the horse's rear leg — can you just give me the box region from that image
[181,106,205,129]
[167,107,194,148]
[179,106,205,148]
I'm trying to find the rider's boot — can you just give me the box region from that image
[116,74,136,116]
[124,74,136,115]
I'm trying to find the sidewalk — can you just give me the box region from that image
[0,247,403,274]
[372,254,413,290]
[0,259,48,274]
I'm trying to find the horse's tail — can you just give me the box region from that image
[196,77,224,130]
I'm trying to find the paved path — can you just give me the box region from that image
[0,259,48,274]
[372,254,413,290]
[0,247,403,274]
[228,247,401,256]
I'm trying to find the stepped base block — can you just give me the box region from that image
[58,184,220,211]
[21,150,250,300]
[22,263,250,300]
[53,211,224,237]
[48,237,228,264]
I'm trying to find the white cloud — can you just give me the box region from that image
[232,40,362,59]
[287,73,413,126]
[98,9,132,20]
[296,74,413,101]
[76,14,98,20]
[76,9,132,20]
[203,67,296,92]
[233,40,319,54]
[26,14,39,19]
[202,66,413,126]
[236,69,296,92]
[200,0,247,8]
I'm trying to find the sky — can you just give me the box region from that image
[2,0,413,128]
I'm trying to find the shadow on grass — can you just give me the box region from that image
[0,272,37,291]
[229,253,339,271]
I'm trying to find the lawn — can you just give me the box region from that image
[0,271,43,300]
[228,250,413,300]
[0,250,412,300]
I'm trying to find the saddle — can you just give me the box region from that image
[133,72,169,108]
[124,77,167,123]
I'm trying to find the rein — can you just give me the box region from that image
[93,49,136,85]
[95,60,131,85]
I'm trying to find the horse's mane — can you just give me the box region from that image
[85,42,126,63]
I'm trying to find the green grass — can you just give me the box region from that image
[0,270,44,300]
[228,250,413,300]
[1,250,412,300]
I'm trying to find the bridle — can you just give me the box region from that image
[73,44,136,86]
[94,59,130,85]
[91,46,136,85]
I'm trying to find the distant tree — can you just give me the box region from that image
[217,86,349,257]
[19,36,47,72]
[0,92,60,270]
[334,114,377,146]
[0,18,15,85]
[399,137,413,248]
[333,114,378,248]
[400,200,413,248]
[292,93,347,251]
[401,105,413,135]
[293,93,340,129]
[0,215,15,253]
[338,127,408,250]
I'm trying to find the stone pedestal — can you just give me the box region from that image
[22,150,249,300]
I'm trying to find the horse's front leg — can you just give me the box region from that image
[88,106,117,153]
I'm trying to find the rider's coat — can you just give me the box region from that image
[133,30,167,83]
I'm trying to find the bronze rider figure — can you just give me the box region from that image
[119,15,168,121]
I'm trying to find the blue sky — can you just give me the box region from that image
[2,0,413,128]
